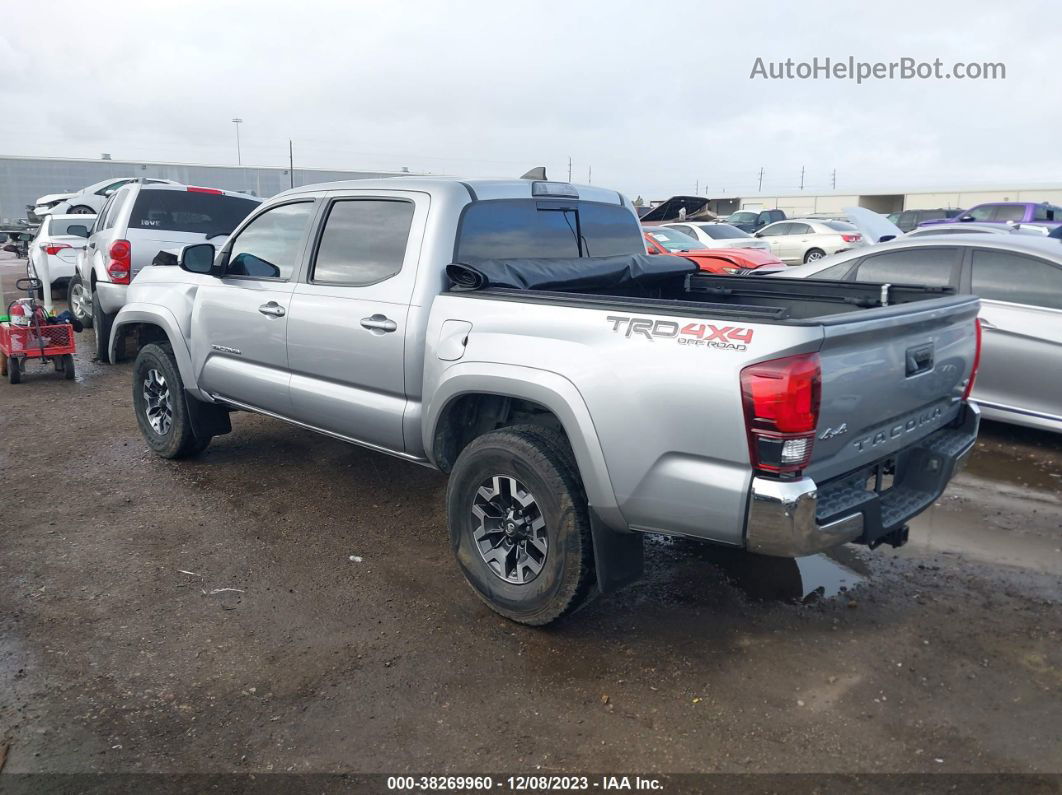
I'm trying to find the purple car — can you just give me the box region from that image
[919,201,1062,229]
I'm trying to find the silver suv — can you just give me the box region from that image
[69,180,261,361]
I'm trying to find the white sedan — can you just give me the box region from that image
[658,222,771,252]
[26,214,95,311]
[754,219,866,264]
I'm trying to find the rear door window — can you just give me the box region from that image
[129,189,261,236]
[852,247,960,287]
[991,205,1027,223]
[970,249,1062,310]
[311,199,415,286]
[758,222,791,236]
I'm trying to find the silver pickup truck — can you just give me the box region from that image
[112,177,981,625]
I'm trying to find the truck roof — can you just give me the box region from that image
[274,177,628,206]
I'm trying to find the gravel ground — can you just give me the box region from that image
[0,254,1059,778]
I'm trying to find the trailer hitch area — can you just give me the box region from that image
[868,524,909,550]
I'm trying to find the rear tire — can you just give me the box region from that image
[132,343,211,458]
[804,248,826,263]
[7,356,21,385]
[59,353,75,380]
[68,276,93,329]
[446,426,594,626]
[92,291,115,363]
[69,205,94,215]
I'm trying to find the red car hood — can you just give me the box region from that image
[677,247,785,273]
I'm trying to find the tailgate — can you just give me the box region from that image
[806,296,980,483]
[128,232,209,277]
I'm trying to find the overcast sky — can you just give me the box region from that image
[1,0,1057,198]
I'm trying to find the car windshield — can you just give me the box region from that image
[646,228,707,251]
[696,223,748,239]
[822,220,858,232]
[128,189,261,235]
[726,212,758,224]
[51,218,94,236]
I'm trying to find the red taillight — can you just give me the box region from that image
[42,242,71,256]
[107,239,131,284]
[962,318,982,400]
[186,186,222,194]
[741,353,821,475]
[841,233,861,243]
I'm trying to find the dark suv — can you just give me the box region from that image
[724,208,785,233]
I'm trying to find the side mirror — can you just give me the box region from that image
[178,243,217,275]
[754,232,764,238]
[18,232,33,241]
[67,225,90,238]
[646,247,658,254]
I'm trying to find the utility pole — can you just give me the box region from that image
[757,167,764,192]
[831,169,837,190]
[231,118,243,165]
[289,140,294,188]
[695,179,699,195]
[799,165,805,191]
[587,165,591,184]
[568,156,572,182]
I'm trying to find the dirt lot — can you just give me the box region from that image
[0,254,1059,777]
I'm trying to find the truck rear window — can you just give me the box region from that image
[455,200,644,260]
[129,190,261,235]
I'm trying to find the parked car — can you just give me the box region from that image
[906,222,1050,238]
[32,177,181,219]
[643,229,783,274]
[70,181,262,360]
[27,191,76,224]
[754,219,864,264]
[892,208,964,232]
[782,235,1062,433]
[113,176,979,625]
[724,208,785,233]
[638,196,717,225]
[25,214,96,308]
[658,222,771,252]
[919,202,1062,230]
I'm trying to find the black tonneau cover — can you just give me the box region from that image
[447,255,697,292]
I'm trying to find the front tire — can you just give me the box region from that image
[68,276,93,328]
[69,205,94,215]
[804,248,826,263]
[92,291,115,362]
[446,427,594,626]
[132,343,211,458]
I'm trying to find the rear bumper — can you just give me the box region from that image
[745,402,980,557]
[95,281,128,315]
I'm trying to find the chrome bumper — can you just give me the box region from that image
[745,402,980,558]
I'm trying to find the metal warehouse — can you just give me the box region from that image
[0,155,408,223]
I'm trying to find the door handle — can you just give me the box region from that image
[258,302,286,317]
[360,314,397,333]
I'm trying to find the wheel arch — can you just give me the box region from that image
[111,305,198,391]
[425,365,622,525]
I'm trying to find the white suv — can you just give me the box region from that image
[69,181,262,361]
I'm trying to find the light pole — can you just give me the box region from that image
[231,118,243,165]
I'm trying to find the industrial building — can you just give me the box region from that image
[0,155,411,223]
[703,185,1062,218]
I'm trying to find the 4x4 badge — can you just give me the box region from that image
[820,423,848,440]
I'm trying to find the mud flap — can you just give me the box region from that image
[590,511,644,594]
[186,392,232,442]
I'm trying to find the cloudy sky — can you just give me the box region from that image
[1,0,1057,198]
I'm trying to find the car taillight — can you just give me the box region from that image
[107,239,131,284]
[42,243,71,256]
[187,186,222,194]
[741,353,821,475]
[841,233,862,243]
[962,318,982,400]
[722,266,740,274]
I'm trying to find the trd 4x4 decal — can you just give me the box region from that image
[606,316,754,351]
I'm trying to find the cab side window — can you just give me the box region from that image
[311,199,415,286]
[226,202,316,280]
[970,249,1062,310]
